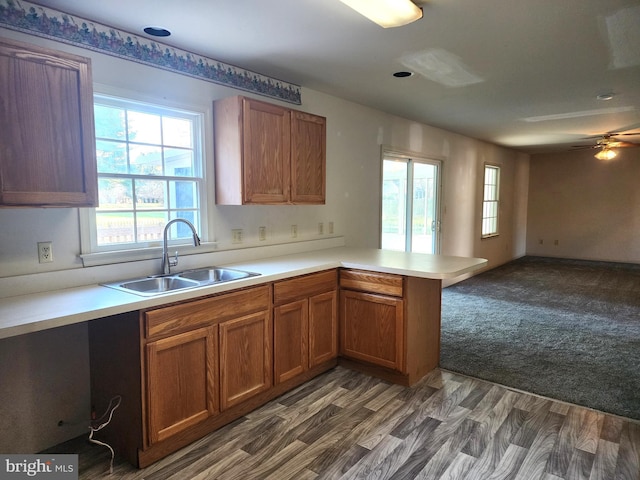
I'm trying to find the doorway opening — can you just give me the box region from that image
[381,150,442,254]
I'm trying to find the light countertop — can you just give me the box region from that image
[0,247,487,340]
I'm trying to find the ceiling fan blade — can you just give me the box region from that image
[613,140,640,147]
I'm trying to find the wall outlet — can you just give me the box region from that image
[232,229,243,244]
[38,241,53,263]
[554,239,559,246]
[259,226,267,241]
[318,222,324,235]
[328,221,334,234]
[291,225,298,238]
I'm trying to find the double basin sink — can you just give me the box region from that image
[103,267,259,296]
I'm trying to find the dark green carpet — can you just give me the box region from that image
[441,256,640,420]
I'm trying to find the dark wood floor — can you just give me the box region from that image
[61,367,639,479]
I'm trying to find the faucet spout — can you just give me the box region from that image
[161,219,201,275]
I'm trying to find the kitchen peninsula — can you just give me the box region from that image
[0,246,486,467]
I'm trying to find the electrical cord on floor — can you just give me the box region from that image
[89,395,122,475]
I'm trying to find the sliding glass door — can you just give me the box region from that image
[381,152,441,254]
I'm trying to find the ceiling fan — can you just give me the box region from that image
[572,131,640,160]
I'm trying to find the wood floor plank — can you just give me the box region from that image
[589,439,620,480]
[182,449,251,480]
[428,378,479,421]
[359,422,438,480]
[511,398,553,449]
[614,421,640,480]
[364,383,405,411]
[337,434,403,480]
[312,398,408,470]
[513,411,565,480]
[465,406,528,479]
[410,414,479,480]
[546,406,588,477]
[229,439,309,480]
[565,448,596,480]
[467,385,510,422]
[601,414,624,443]
[459,382,493,410]
[485,443,529,480]
[575,410,604,455]
[389,380,463,439]
[390,406,472,479]
[438,452,478,480]
[461,390,523,462]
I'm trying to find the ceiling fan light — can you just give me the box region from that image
[595,147,618,160]
[339,0,423,28]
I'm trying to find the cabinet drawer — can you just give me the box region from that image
[273,269,337,305]
[339,270,403,297]
[145,285,270,338]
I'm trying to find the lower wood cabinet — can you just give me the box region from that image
[146,326,218,444]
[219,311,272,409]
[273,270,337,384]
[340,289,404,371]
[89,278,337,468]
[339,269,442,386]
[87,266,440,468]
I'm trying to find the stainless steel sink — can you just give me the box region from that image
[108,276,201,296]
[177,267,255,283]
[102,266,259,296]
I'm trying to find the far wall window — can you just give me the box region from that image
[482,164,500,238]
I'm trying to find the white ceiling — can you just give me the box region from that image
[35,0,640,154]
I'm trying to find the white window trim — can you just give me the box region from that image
[79,88,211,266]
[481,164,500,239]
[380,146,444,254]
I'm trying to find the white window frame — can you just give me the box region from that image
[481,164,500,238]
[79,92,208,266]
[380,148,443,254]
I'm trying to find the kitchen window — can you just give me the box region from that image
[482,164,500,238]
[81,95,206,259]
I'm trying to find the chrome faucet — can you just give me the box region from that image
[161,219,201,275]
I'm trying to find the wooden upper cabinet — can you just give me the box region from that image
[291,111,326,203]
[213,95,326,205]
[242,99,291,203]
[0,37,98,207]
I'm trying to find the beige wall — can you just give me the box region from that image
[527,148,640,263]
[0,27,529,453]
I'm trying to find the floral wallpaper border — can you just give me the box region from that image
[0,0,302,104]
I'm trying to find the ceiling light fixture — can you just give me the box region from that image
[596,93,615,101]
[144,26,171,37]
[339,0,423,28]
[595,146,618,160]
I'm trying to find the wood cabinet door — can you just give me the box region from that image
[274,299,308,384]
[290,111,326,204]
[242,98,291,204]
[0,37,97,207]
[219,310,272,410]
[146,326,218,445]
[340,290,404,371]
[309,290,337,367]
